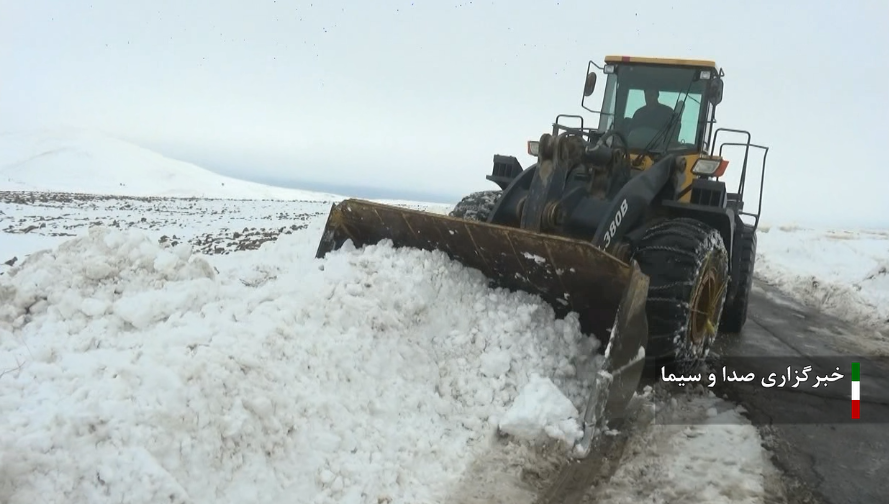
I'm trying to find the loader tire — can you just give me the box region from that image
[449,190,502,222]
[719,223,757,333]
[631,218,729,373]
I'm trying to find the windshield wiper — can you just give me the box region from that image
[631,116,676,166]
[631,78,695,166]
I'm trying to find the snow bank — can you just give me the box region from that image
[756,225,889,329]
[0,225,600,504]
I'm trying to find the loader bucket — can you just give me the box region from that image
[315,199,649,450]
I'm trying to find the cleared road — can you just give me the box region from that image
[710,279,889,504]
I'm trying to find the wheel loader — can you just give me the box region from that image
[315,55,768,455]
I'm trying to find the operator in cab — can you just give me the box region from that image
[631,87,674,132]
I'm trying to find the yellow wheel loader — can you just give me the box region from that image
[315,55,768,455]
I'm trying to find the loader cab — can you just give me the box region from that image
[582,56,724,159]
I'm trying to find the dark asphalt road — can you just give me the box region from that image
[709,279,889,504]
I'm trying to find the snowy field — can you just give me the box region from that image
[0,129,874,503]
[756,224,889,332]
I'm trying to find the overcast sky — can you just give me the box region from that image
[2,0,888,226]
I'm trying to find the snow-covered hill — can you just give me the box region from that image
[0,129,341,201]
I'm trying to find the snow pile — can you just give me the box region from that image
[0,225,600,504]
[756,225,889,329]
[0,128,341,201]
[497,374,583,446]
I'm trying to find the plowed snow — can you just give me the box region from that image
[0,223,599,503]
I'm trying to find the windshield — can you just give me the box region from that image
[597,64,709,152]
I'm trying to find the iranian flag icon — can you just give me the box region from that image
[852,362,860,419]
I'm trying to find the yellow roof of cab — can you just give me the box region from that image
[604,55,717,68]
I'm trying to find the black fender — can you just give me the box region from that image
[488,163,538,227]
[590,155,679,250]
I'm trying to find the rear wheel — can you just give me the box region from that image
[449,190,502,222]
[631,218,729,374]
[720,223,757,333]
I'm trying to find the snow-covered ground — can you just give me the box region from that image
[756,224,889,332]
[591,389,782,504]
[0,191,452,266]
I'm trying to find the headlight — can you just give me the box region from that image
[691,158,728,177]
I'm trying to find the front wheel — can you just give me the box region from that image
[449,190,502,222]
[631,218,730,373]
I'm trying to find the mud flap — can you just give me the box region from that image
[316,199,649,449]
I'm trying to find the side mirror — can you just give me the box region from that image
[583,72,597,97]
[709,78,724,105]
